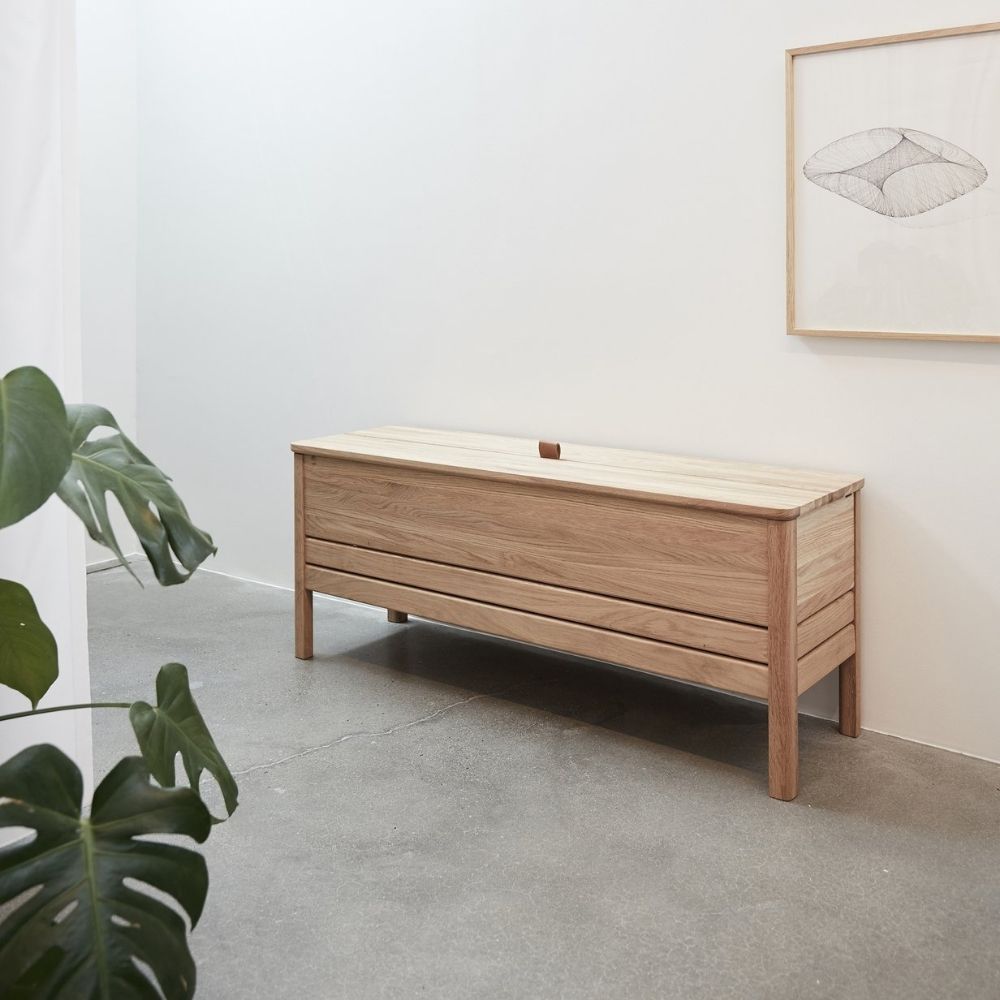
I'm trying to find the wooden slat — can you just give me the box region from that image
[790,327,1000,345]
[785,47,796,335]
[303,457,772,625]
[353,427,861,499]
[797,495,854,621]
[305,538,770,661]
[291,427,863,519]
[787,20,1000,57]
[305,565,770,699]
[767,520,799,801]
[797,591,853,657]
[798,624,856,695]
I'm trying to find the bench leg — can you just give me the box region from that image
[387,609,409,624]
[839,653,860,737]
[294,452,313,659]
[839,492,861,737]
[767,520,799,801]
[296,586,313,659]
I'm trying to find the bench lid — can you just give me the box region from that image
[291,426,863,519]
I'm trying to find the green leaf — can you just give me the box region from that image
[56,404,216,586]
[0,744,211,1000]
[0,367,72,529]
[0,579,58,708]
[130,663,239,819]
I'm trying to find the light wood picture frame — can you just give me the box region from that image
[787,22,1000,343]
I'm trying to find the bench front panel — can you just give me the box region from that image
[302,456,771,625]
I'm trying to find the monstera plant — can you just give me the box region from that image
[0,366,236,998]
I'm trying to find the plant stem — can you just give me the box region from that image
[0,701,131,723]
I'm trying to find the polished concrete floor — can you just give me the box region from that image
[88,565,1000,1000]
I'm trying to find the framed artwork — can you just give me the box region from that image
[787,22,1000,342]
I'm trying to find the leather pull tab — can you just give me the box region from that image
[538,441,561,460]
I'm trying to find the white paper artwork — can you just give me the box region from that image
[803,127,987,219]
[791,28,1000,339]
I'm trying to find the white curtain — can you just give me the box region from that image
[0,0,93,797]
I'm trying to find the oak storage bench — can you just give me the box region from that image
[292,427,863,800]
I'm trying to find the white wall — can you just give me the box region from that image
[134,1,1000,763]
[0,0,93,799]
[77,0,137,567]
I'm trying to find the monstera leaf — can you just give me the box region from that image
[0,580,58,708]
[56,405,216,585]
[0,367,72,529]
[130,663,239,819]
[0,744,211,999]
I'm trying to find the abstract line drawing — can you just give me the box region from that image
[803,127,987,217]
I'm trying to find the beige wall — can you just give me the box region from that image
[78,0,137,566]
[131,2,1000,762]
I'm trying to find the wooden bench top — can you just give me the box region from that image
[291,426,863,519]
